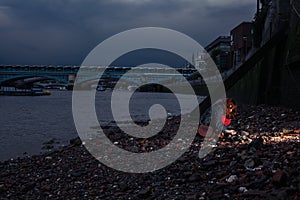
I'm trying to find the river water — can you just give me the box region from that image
[0,90,204,161]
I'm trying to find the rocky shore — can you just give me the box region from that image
[1,104,300,199]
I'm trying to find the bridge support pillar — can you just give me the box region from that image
[67,74,75,90]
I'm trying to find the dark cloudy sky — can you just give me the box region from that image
[0,0,256,66]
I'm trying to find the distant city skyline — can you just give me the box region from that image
[0,0,256,66]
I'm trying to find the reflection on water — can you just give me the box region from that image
[0,90,204,161]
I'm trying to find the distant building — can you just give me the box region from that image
[230,22,253,67]
[192,51,207,68]
[205,36,231,71]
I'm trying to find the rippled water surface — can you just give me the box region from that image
[0,91,204,160]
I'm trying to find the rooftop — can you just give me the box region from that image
[205,36,231,52]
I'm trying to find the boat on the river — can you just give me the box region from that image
[0,86,51,96]
[97,85,106,91]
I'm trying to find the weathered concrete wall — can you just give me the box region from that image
[226,0,300,111]
[279,7,300,110]
[277,0,300,110]
[227,62,261,105]
[279,63,300,110]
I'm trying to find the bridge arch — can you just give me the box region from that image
[0,74,69,85]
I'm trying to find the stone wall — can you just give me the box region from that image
[226,0,300,111]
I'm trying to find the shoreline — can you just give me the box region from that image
[0,91,201,161]
[1,104,300,199]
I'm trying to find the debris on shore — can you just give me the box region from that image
[0,104,299,199]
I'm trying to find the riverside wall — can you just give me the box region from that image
[227,0,300,111]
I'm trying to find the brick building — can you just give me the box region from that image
[230,22,253,67]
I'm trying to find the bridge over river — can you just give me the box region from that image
[0,65,201,89]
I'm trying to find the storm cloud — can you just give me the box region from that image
[0,0,256,65]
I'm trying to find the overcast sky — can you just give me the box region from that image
[0,0,256,66]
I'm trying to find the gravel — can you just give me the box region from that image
[0,104,299,199]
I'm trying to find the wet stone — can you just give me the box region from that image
[70,137,82,146]
[188,173,202,182]
[21,182,36,193]
[203,160,216,167]
[0,104,299,199]
[137,189,151,198]
[71,172,82,177]
[244,158,255,168]
[226,175,238,183]
[249,137,264,149]
[273,170,288,186]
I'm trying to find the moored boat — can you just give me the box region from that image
[0,86,51,96]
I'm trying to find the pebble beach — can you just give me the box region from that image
[1,104,300,199]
